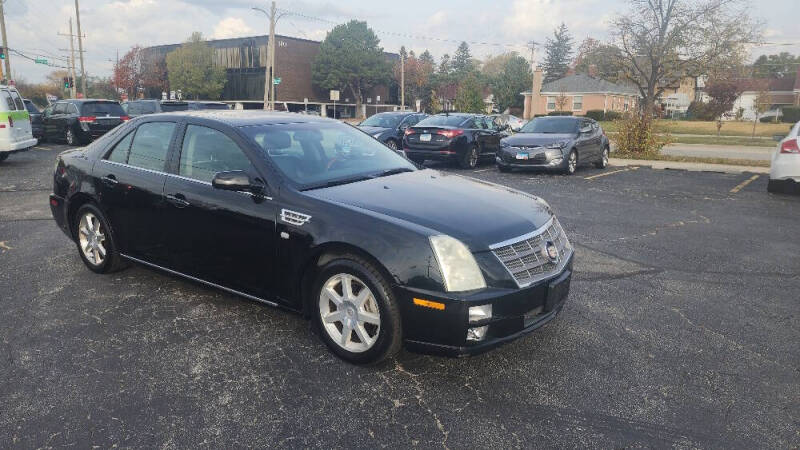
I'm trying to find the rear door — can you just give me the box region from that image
[93,120,177,263]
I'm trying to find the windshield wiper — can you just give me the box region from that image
[301,175,374,191]
[373,167,414,178]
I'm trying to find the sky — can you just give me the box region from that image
[5,0,800,83]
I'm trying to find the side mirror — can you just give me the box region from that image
[212,170,262,194]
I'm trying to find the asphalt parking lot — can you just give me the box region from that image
[1,143,798,448]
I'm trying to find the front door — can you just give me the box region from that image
[94,121,176,263]
[162,123,278,299]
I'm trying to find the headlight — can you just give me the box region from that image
[429,235,487,292]
[546,141,568,149]
[545,149,562,159]
[372,133,383,139]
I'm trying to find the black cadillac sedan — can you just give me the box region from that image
[403,113,508,169]
[49,111,573,364]
[497,116,610,174]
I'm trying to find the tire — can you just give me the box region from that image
[73,203,128,274]
[312,254,402,365]
[459,144,479,169]
[65,127,76,146]
[498,164,511,173]
[385,139,398,150]
[564,149,578,175]
[0,153,8,162]
[408,155,425,165]
[595,147,609,169]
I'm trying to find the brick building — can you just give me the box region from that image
[141,34,400,118]
[522,70,639,119]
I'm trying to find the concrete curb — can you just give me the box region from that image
[609,158,770,174]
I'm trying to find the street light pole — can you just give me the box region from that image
[74,0,87,97]
[0,0,11,78]
[253,2,285,111]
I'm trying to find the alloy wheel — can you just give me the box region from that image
[602,148,609,167]
[469,147,478,168]
[386,140,398,150]
[78,212,106,266]
[568,151,577,173]
[318,273,381,353]
[66,128,74,145]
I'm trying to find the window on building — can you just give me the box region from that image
[547,97,556,110]
[573,96,583,111]
[624,99,630,112]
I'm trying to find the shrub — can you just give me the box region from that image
[760,116,778,123]
[585,110,605,121]
[686,101,715,121]
[604,111,622,121]
[611,116,671,155]
[781,106,800,124]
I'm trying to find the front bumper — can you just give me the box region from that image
[496,155,565,170]
[397,254,573,357]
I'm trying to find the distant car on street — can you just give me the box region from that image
[24,99,44,140]
[43,99,129,146]
[490,114,527,132]
[358,111,427,150]
[768,121,800,194]
[122,100,190,116]
[0,85,37,162]
[403,113,508,169]
[497,116,610,175]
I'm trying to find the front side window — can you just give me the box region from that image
[573,96,583,111]
[240,121,414,189]
[127,122,176,172]
[361,113,403,129]
[547,97,556,110]
[179,125,256,183]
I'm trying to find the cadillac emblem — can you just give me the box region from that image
[542,241,559,262]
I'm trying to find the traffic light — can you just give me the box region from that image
[62,77,73,89]
[0,46,5,60]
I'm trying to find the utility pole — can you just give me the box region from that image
[68,18,77,98]
[74,0,87,97]
[400,50,405,111]
[0,0,11,78]
[253,3,285,110]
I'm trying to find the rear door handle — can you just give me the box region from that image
[166,193,190,208]
[101,175,118,186]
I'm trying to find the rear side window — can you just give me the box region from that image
[0,91,14,111]
[24,100,41,114]
[160,102,188,112]
[106,131,134,164]
[127,122,176,172]
[179,125,255,183]
[9,91,24,110]
[54,103,68,114]
[81,102,125,117]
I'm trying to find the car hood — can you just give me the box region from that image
[305,169,552,251]
[358,126,391,135]
[503,133,575,147]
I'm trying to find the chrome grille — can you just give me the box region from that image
[490,218,572,287]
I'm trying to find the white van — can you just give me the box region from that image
[0,85,37,162]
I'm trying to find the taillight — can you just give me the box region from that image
[79,116,96,123]
[780,138,800,154]
[8,116,13,128]
[120,115,130,121]
[438,129,464,139]
[404,128,416,136]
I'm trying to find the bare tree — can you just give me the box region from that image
[556,88,569,112]
[611,0,760,119]
[751,85,771,138]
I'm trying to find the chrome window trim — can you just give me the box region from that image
[120,254,280,308]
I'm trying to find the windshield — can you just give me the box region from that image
[160,102,188,112]
[81,102,125,116]
[520,118,579,134]
[360,113,403,129]
[240,121,415,189]
[416,115,468,127]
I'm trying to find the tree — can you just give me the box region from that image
[612,0,759,120]
[573,37,624,81]
[705,77,743,135]
[113,46,142,99]
[489,54,532,112]
[555,88,569,112]
[753,52,799,79]
[393,47,435,109]
[452,41,474,78]
[419,50,435,67]
[165,33,227,100]
[312,20,391,119]
[481,53,517,78]
[438,54,451,75]
[543,23,574,83]
[454,74,484,113]
[751,84,771,137]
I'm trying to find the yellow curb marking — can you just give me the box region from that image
[584,166,639,180]
[730,175,759,193]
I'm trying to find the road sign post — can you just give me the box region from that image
[330,90,339,119]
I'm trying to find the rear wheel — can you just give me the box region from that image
[595,147,609,169]
[459,145,479,169]
[385,139,398,150]
[65,127,76,146]
[73,204,127,274]
[313,255,402,365]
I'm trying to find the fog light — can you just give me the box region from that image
[467,325,488,341]
[549,158,563,166]
[468,304,492,323]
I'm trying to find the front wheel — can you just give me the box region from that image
[595,147,609,169]
[313,255,402,365]
[385,139,398,150]
[73,204,128,274]
[459,145,479,169]
[564,149,578,175]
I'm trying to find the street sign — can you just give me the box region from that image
[162,91,167,100]
[303,97,308,104]
[34,58,48,65]
[367,98,372,103]
[330,90,339,101]
[170,90,176,100]
[46,94,58,104]
[273,77,281,85]
[376,95,381,103]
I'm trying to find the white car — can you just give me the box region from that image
[0,84,37,162]
[768,121,800,194]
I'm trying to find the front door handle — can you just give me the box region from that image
[166,193,190,208]
[101,174,118,186]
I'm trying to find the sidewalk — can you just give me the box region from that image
[661,143,774,161]
[609,158,769,174]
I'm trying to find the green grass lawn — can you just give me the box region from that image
[662,135,776,147]
[599,120,792,137]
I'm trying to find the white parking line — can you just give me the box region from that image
[473,168,494,173]
[584,167,639,180]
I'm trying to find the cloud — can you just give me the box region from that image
[212,17,255,40]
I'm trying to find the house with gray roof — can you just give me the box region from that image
[522,70,640,119]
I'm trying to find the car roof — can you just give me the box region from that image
[535,116,582,121]
[61,99,120,103]
[148,110,334,127]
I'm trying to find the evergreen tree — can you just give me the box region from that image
[419,50,435,67]
[542,23,574,83]
[452,41,474,77]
